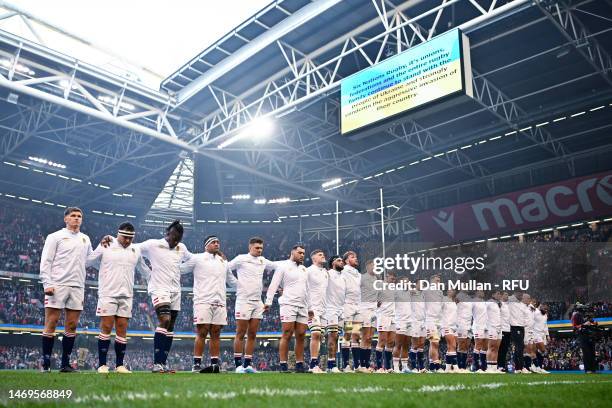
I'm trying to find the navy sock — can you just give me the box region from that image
[460,352,468,369]
[360,347,368,368]
[153,328,166,364]
[194,356,202,366]
[243,355,252,368]
[115,337,127,367]
[61,332,76,368]
[472,351,480,371]
[375,349,383,368]
[535,352,543,368]
[409,350,417,369]
[480,353,487,371]
[97,334,111,366]
[524,355,532,368]
[327,358,336,369]
[234,354,242,367]
[384,350,393,370]
[163,332,174,364]
[310,358,319,369]
[280,362,288,371]
[341,346,350,367]
[211,357,219,366]
[296,361,305,371]
[417,351,425,370]
[351,346,360,368]
[41,333,54,369]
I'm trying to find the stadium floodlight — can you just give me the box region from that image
[321,178,342,188]
[28,156,66,169]
[268,197,290,204]
[254,198,267,204]
[231,194,251,200]
[217,116,275,149]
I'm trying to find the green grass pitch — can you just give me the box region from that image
[0,371,610,407]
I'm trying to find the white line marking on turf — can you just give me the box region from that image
[6,379,609,405]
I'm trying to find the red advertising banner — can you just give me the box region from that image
[415,171,612,243]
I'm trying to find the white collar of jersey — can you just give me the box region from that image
[63,228,80,235]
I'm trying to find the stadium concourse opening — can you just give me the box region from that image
[0,0,611,406]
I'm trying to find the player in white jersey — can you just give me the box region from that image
[306,249,328,373]
[522,294,536,372]
[376,273,396,373]
[265,244,311,373]
[87,222,148,374]
[228,237,275,373]
[325,256,345,372]
[440,289,458,372]
[471,290,488,372]
[358,260,378,373]
[455,291,472,371]
[485,291,503,373]
[179,235,237,374]
[40,207,93,373]
[532,302,550,374]
[409,286,426,373]
[424,274,444,372]
[341,251,362,372]
[135,220,191,373]
[497,292,511,372]
[393,277,412,373]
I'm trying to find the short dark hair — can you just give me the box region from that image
[118,222,135,231]
[292,244,305,251]
[310,249,324,258]
[249,237,264,245]
[166,220,184,235]
[342,250,356,262]
[64,207,83,216]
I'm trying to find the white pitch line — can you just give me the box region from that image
[4,379,608,406]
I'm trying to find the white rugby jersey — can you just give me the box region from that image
[424,289,444,325]
[342,265,361,305]
[524,304,536,332]
[306,264,328,313]
[455,292,473,326]
[180,252,238,305]
[265,260,310,308]
[410,290,425,324]
[40,228,93,289]
[507,295,525,327]
[326,268,346,310]
[138,238,192,293]
[440,299,457,329]
[486,299,501,330]
[533,309,549,337]
[500,301,511,332]
[228,254,275,301]
[394,289,412,321]
[377,286,395,317]
[471,300,488,331]
[88,240,148,297]
[360,273,379,303]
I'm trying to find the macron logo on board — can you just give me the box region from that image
[416,171,612,243]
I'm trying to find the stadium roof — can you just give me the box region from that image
[1,0,611,233]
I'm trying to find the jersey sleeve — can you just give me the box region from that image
[227,255,242,272]
[225,262,238,289]
[135,253,151,283]
[181,245,193,263]
[86,244,104,270]
[265,266,285,306]
[179,255,196,275]
[39,233,58,290]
